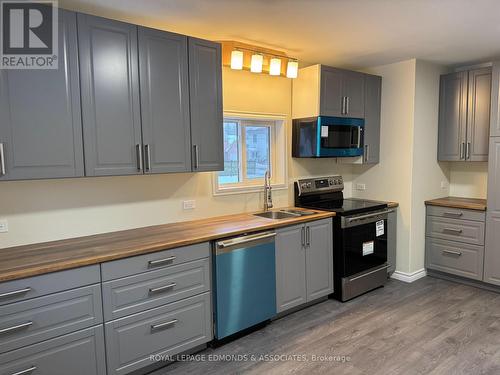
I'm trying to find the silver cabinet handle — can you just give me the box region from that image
[151,319,178,332]
[149,283,176,294]
[148,256,176,268]
[443,228,463,235]
[0,142,5,176]
[217,232,276,249]
[11,366,37,375]
[306,226,310,247]
[443,212,463,218]
[0,287,31,300]
[466,142,471,160]
[443,249,462,256]
[301,227,305,247]
[346,96,350,115]
[136,144,143,171]
[0,321,33,335]
[193,144,200,170]
[460,142,465,160]
[144,144,151,172]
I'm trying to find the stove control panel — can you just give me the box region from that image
[296,175,344,195]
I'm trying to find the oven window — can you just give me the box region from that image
[320,125,360,148]
[342,219,387,276]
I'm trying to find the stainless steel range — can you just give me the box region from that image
[294,175,392,301]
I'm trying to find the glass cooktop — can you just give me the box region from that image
[303,198,388,216]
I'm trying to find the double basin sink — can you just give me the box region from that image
[253,209,316,220]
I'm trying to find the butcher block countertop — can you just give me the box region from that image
[425,197,487,211]
[0,208,335,282]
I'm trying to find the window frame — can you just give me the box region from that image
[213,112,288,196]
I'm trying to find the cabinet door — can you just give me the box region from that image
[490,61,500,137]
[0,10,83,181]
[188,38,223,172]
[467,67,491,161]
[139,27,191,174]
[275,224,306,313]
[320,66,344,117]
[363,74,381,164]
[343,71,365,118]
[484,137,500,284]
[305,219,333,301]
[438,71,468,161]
[78,14,143,176]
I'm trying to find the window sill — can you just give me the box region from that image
[212,183,288,196]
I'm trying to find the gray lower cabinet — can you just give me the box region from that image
[276,219,333,313]
[78,13,143,176]
[0,325,106,375]
[0,9,84,180]
[438,68,491,162]
[138,27,192,174]
[425,205,486,281]
[188,38,224,172]
[363,74,382,164]
[105,292,212,375]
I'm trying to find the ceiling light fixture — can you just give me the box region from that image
[250,53,263,73]
[230,50,243,70]
[269,58,282,76]
[286,60,299,79]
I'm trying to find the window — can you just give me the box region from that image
[214,113,287,195]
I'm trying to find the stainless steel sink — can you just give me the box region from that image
[253,211,298,220]
[282,209,317,216]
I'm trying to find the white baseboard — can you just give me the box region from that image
[390,268,427,283]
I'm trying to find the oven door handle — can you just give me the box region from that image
[346,209,392,223]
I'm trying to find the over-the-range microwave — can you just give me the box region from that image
[292,116,364,158]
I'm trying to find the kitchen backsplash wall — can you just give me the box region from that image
[448,162,488,199]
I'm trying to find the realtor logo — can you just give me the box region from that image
[1,0,58,69]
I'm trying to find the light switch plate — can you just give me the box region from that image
[0,220,8,233]
[183,200,196,210]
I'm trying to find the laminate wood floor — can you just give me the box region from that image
[150,277,500,375]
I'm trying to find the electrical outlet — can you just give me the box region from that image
[356,183,366,191]
[0,220,8,233]
[183,200,196,210]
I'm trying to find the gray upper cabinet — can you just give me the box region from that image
[491,61,500,137]
[320,66,365,118]
[438,68,491,162]
[275,224,307,313]
[188,38,224,172]
[467,68,491,161]
[438,71,468,161]
[138,27,192,174]
[305,218,333,301]
[0,10,84,181]
[78,14,143,176]
[363,74,382,164]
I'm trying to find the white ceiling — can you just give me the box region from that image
[60,0,500,69]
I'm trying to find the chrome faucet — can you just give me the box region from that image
[264,171,273,211]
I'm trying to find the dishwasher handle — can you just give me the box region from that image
[216,231,276,252]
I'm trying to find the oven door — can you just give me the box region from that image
[317,116,364,157]
[340,210,389,277]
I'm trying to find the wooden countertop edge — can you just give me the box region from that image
[424,197,487,211]
[0,209,335,282]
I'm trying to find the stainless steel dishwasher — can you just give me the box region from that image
[213,231,277,340]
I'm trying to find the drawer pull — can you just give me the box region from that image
[443,228,463,235]
[443,212,463,218]
[443,249,462,256]
[149,283,177,294]
[148,256,176,268]
[151,319,178,332]
[11,366,37,375]
[0,287,31,300]
[0,321,33,335]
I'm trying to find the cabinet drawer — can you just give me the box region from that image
[426,237,484,280]
[0,265,100,306]
[102,258,210,320]
[426,205,486,222]
[105,292,212,375]
[426,216,485,245]
[0,325,106,375]
[0,284,103,354]
[101,242,210,281]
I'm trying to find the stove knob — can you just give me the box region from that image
[306,182,312,188]
[301,183,307,189]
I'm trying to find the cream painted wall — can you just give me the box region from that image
[352,59,417,273]
[449,162,488,198]
[0,67,353,248]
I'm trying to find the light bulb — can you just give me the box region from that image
[269,58,282,76]
[286,60,298,78]
[250,54,263,73]
[230,50,243,70]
